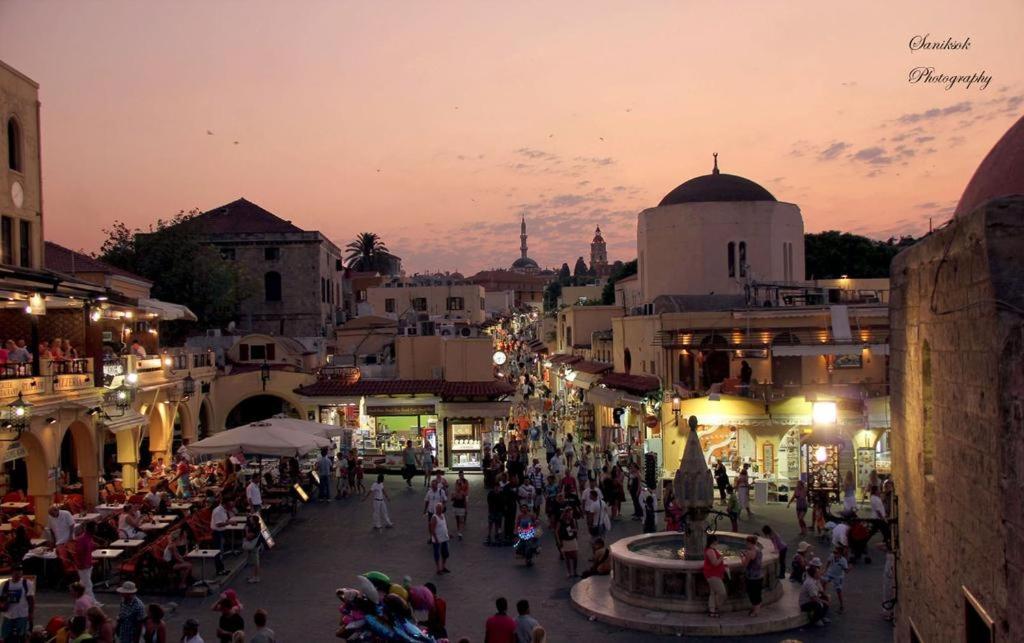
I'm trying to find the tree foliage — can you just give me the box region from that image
[572,256,590,278]
[601,259,638,304]
[344,232,393,272]
[804,231,918,279]
[98,210,255,332]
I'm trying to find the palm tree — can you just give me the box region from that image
[344,232,391,272]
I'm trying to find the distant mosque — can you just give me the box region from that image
[510,215,541,274]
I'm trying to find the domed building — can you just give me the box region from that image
[510,216,541,274]
[637,155,804,302]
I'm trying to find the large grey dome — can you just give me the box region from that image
[511,257,540,270]
[659,167,776,207]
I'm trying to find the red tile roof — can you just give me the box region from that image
[598,372,661,395]
[571,360,613,375]
[295,379,514,399]
[44,242,152,283]
[194,198,305,235]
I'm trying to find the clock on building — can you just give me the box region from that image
[10,181,24,208]
[492,350,507,366]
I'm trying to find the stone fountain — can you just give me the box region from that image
[674,415,716,560]
[570,414,807,636]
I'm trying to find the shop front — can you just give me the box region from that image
[362,400,440,470]
[438,401,512,471]
[586,372,661,466]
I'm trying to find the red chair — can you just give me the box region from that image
[65,494,85,514]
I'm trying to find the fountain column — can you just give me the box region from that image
[673,415,715,560]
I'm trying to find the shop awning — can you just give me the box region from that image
[587,386,646,410]
[569,371,603,389]
[770,344,887,357]
[99,408,148,433]
[597,372,661,396]
[527,339,547,354]
[546,354,582,366]
[137,298,198,322]
[678,395,772,426]
[768,396,865,426]
[866,396,891,428]
[438,401,511,419]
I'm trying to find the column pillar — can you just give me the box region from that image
[79,473,99,508]
[115,428,140,491]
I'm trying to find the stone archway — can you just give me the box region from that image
[198,398,213,440]
[17,429,54,518]
[145,402,172,470]
[225,393,299,429]
[59,420,100,506]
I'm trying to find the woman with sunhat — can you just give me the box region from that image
[114,582,145,643]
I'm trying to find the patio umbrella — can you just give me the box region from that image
[189,422,332,458]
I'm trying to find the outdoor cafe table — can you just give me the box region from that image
[73,513,101,524]
[153,514,179,522]
[169,502,193,512]
[95,504,125,514]
[139,522,170,534]
[110,539,146,549]
[187,548,221,588]
[92,548,124,588]
[1,502,31,512]
[22,546,56,584]
[227,515,248,525]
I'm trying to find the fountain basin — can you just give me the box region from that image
[610,531,782,613]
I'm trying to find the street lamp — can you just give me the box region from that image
[260,361,271,391]
[181,374,196,400]
[1,393,33,437]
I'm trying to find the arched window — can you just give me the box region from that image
[727,242,736,278]
[7,117,22,172]
[264,271,282,302]
[922,340,934,475]
[738,241,747,277]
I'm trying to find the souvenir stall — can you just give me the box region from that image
[439,400,513,471]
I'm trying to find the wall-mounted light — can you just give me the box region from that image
[125,372,139,386]
[260,361,271,391]
[45,416,57,425]
[90,309,102,322]
[163,356,173,367]
[812,401,837,426]
[672,395,681,425]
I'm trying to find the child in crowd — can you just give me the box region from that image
[823,544,850,613]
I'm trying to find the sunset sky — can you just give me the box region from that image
[2,0,1022,275]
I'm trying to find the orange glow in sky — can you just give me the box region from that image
[1,0,1022,274]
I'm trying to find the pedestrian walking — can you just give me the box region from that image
[316,447,333,502]
[486,483,504,546]
[370,474,394,530]
[563,434,576,471]
[703,534,727,617]
[548,448,565,479]
[0,564,34,642]
[452,471,469,540]
[181,618,204,643]
[557,507,579,577]
[642,494,656,533]
[114,581,145,643]
[726,486,740,531]
[842,471,857,514]
[402,440,417,488]
[74,522,96,600]
[429,503,451,575]
[714,461,730,505]
[335,451,349,499]
[243,515,262,584]
[422,446,435,487]
[741,534,764,617]
[736,465,752,518]
[484,597,516,643]
[788,479,809,535]
[628,462,642,519]
[514,600,540,643]
[823,545,850,613]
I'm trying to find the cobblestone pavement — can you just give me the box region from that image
[34,475,896,642]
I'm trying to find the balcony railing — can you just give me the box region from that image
[50,358,92,375]
[0,363,33,381]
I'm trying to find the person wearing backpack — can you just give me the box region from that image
[0,563,35,641]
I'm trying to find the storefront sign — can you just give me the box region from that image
[53,374,92,392]
[1,442,27,463]
[0,378,37,399]
[366,405,435,417]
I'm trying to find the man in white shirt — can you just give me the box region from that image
[548,448,565,479]
[210,498,233,575]
[246,479,263,512]
[424,479,447,520]
[370,474,393,530]
[47,505,76,545]
[0,564,34,638]
[869,486,886,520]
[831,521,850,550]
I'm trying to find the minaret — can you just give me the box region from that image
[520,215,529,260]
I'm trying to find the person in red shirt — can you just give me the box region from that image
[74,522,97,600]
[484,597,516,643]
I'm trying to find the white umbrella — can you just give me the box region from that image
[265,416,347,439]
[189,421,332,457]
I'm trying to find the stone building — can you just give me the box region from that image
[364,279,486,325]
[1,60,42,270]
[191,198,346,338]
[890,114,1024,643]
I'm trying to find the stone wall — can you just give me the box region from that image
[890,196,1024,643]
